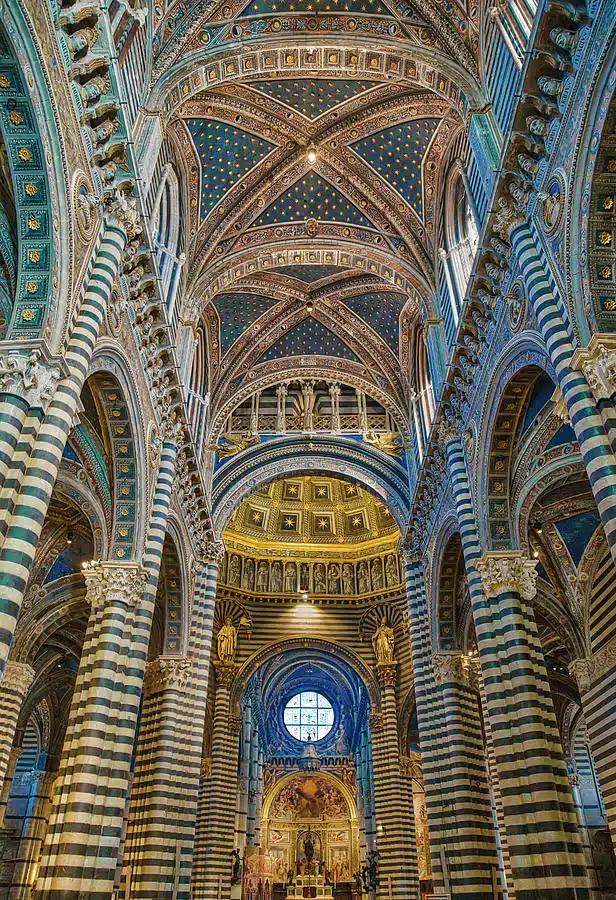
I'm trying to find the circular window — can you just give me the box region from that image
[283,691,334,742]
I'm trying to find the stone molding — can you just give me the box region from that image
[475,551,537,601]
[569,636,616,694]
[432,651,478,691]
[1,661,35,698]
[83,560,148,612]
[571,334,616,403]
[144,656,192,695]
[201,540,226,567]
[0,349,63,411]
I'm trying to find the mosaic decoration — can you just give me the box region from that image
[212,292,281,354]
[351,118,439,217]
[341,291,407,352]
[187,118,275,217]
[252,171,371,228]
[258,317,359,363]
[270,265,349,282]
[249,79,380,119]
[241,0,391,14]
[0,22,53,338]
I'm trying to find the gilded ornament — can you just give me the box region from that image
[25,281,37,294]
[0,75,10,88]
[25,182,37,196]
[28,214,40,231]
[21,308,35,321]
[9,110,22,126]
[18,147,32,162]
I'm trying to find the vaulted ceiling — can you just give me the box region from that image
[151,0,483,428]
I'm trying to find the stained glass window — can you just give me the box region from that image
[283,691,334,742]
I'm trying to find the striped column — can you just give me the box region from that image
[370,665,419,900]
[126,545,223,898]
[0,213,131,680]
[8,770,57,899]
[0,393,30,495]
[445,430,589,899]
[569,651,616,846]
[511,224,616,566]
[432,651,500,897]
[0,408,45,541]
[34,560,148,900]
[0,661,34,824]
[401,546,499,898]
[192,661,242,900]
[474,550,589,898]
[121,655,194,898]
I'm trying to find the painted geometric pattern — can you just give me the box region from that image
[259,317,359,362]
[555,510,601,567]
[341,291,407,352]
[186,119,275,217]
[249,80,380,120]
[270,265,348,282]
[351,118,439,217]
[253,172,371,228]
[213,292,281,354]
[241,0,391,15]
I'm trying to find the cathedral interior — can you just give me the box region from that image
[0,0,615,897]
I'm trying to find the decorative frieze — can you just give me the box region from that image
[1,661,35,697]
[571,334,616,403]
[475,551,538,601]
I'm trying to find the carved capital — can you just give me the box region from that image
[83,560,148,613]
[572,335,616,403]
[214,659,238,688]
[104,189,142,240]
[144,656,192,695]
[570,636,616,693]
[475,551,537,601]
[493,196,527,242]
[200,540,226,567]
[399,755,413,779]
[368,711,385,734]
[432,652,478,691]
[0,350,63,411]
[437,417,461,448]
[1,661,35,697]
[375,662,398,687]
[398,536,424,567]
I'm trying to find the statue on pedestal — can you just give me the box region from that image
[217,617,237,663]
[372,617,394,665]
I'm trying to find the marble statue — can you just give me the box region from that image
[314,563,326,593]
[358,562,370,594]
[271,561,283,593]
[257,561,269,592]
[328,564,340,594]
[385,554,397,587]
[342,563,355,594]
[371,558,384,590]
[242,558,254,590]
[284,563,296,593]
[229,554,241,586]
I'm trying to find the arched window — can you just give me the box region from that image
[150,164,183,323]
[412,333,435,461]
[489,0,538,67]
[441,165,479,325]
[187,325,209,458]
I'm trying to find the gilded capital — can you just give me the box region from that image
[214,659,238,687]
[375,662,398,687]
[475,551,537,601]
[1,661,35,697]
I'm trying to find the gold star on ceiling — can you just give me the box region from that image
[287,485,298,494]
[284,517,296,528]
[352,515,362,526]
[251,511,263,523]
[316,487,327,496]
[318,519,329,529]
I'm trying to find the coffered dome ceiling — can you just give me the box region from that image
[224,474,399,549]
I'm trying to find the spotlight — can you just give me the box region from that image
[306,299,314,313]
[533,521,543,535]
[532,548,539,559]
[301,592,309,602]
[66,529,73,546]
[306,144,318,164]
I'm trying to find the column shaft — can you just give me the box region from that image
[370,673,419,900]
[0,661,34,820]
[511,225,616,565]
[0,216,129,679]
[445,434,589,899]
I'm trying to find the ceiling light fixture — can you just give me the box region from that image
[306,299,314,313]
[306,144,318,164]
